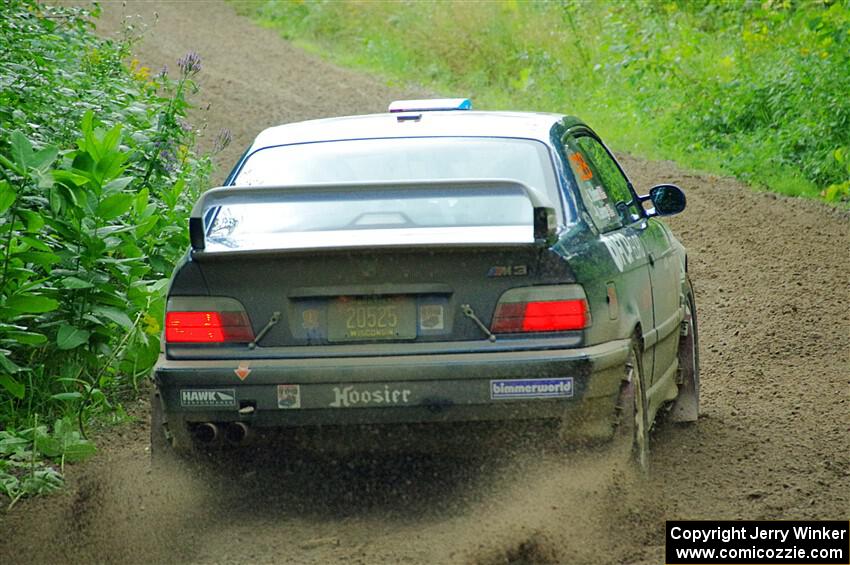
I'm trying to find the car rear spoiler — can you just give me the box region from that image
[188,179,559,253]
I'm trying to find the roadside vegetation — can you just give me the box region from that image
[0,1,224,506]
[236,0,850,203]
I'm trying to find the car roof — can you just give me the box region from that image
[249,110,575,150]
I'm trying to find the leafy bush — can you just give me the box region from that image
[239,0,850,202]
[0,0,225,499]
[0,416,95,509]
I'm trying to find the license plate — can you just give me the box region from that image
[328,297,416,341]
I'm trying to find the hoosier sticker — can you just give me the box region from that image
[329,385,412,408]
[180,389,236,408]
[490,378,573,400]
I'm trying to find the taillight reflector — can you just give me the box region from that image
[165,311,254,343]
[492,300,589,333]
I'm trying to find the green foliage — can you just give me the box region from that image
[0,416,96,508]
[239,0,850,201]
[0,0,226,500]
[823,147,850,202]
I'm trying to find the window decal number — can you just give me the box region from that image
[569,151,594,181]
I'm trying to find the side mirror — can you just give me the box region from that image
[643,184,686,217]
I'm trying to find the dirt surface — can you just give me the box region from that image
[2,1,848,563]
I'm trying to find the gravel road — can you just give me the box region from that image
[1,2,848,563]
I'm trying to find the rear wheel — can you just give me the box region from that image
[614,340,650,474]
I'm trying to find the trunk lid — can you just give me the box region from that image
[181,246,574,349]
[167,179,573,357]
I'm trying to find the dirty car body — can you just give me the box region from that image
[152,99,699,458]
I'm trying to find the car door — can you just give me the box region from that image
[561,132,657,380]
[570,133,680,385]
[631,217,683,386]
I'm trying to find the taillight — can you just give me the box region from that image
[492,299,589,333]
[165,311,254,343]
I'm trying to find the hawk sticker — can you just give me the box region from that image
[180,389,237,408]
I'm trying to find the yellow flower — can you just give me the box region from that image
[129,58,151,81]
[142,313,161,336]
[86,48,102,65]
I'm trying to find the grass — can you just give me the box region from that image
[232,0,850,203]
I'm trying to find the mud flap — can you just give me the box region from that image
[150,389,171,464]
[668,371,698,422]
[150,389,196,465]
[669,294,699,423]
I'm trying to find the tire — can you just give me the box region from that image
[670,279,700,423]
[614,340,650,475]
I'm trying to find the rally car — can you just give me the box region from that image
[151,99,700,471]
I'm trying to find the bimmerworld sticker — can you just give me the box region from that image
[490,378,573,400]
[180,389,236,408]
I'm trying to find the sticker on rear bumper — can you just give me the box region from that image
[180,389,236,408]
[490,378,573,400]
[329,385,412,408]
[277,384,301,409]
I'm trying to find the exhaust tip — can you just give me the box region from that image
[225,421,251,444]
[193,422,219,444]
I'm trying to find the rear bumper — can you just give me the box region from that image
[153,339,630,427]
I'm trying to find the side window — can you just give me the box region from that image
[563,137,621,232]
[575,136,641,222]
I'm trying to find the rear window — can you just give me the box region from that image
[232,137,561,215]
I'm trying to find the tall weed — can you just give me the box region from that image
[0,0,225,500]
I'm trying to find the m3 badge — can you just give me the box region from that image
[487,265,528,277]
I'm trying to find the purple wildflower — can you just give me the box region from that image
[155,140,179,173]
[177,51,202,78]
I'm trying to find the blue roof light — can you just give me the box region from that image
[388,98,472,113]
